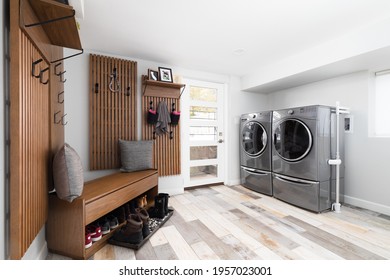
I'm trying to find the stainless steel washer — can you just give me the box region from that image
[272,105,344,212]
[240,111,273,195]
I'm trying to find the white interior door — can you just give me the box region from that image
[182,79,225,188]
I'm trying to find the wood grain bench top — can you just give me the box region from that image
[81,169,158,203]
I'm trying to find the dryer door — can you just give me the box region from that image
[274,119,312,162]
[241,121,267,157]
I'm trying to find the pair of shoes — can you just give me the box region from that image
[96,215,119,235]
[136,207,150,237]
[85,232,92,249]
[107,215,119,229]
[111,207,151,244]
[86,224,102,242]
[96,217,110,235]
[149,193,170,219]
[112,214,144,244]
[112,206,125,224]
[137,195,148,208]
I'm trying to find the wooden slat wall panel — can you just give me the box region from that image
[142,95,181,176]
[89,54,137,170]
[10,30,50,259]
[10,0,66,260]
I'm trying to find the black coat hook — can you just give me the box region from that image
[149,101,153,110]
[32,59,43,78]
[172,102,176,112]
[153,131,156,140]
[126,86,131,96]
[58,91,64,104]
[59,71,67,83]
[54,111,61,124]
[54,63,62,76]
[170,131,173,140]
[40,67,50,85]
[95,83,99,94]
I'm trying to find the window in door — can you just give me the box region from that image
[182,80,225,188]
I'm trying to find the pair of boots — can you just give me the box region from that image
[112,207,150,244]
[149,193,170,219]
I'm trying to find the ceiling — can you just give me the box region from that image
[71,0,390,79]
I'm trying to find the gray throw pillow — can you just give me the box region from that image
[119,139,153,172]
[52,143,84,202]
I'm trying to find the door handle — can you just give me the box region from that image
[218,139,224,143]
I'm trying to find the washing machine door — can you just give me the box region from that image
[241,121,267,157]
[274,119,312,162]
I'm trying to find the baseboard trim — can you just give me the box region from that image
[185,182,224,190]
[225,179,241,186]
[344,195,390,216]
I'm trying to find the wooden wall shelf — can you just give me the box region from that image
[27,0,82,50]
[142,75,185,98]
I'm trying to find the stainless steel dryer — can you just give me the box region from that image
[272,105,344,212]
[240,111,273,195]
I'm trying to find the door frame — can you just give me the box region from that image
[181,78,227,188]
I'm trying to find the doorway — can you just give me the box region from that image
[181,79,225,188]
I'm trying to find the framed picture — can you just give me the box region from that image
[158,67,173,83]
[148,69,159,81]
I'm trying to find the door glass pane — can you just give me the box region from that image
[274,120,312,161]
[190,126,217,141]
[190,106,217,120]
[190,146,217,160]
[190,86,217,102]
[190,165,218,180]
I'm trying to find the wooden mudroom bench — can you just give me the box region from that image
[46,169,158,259]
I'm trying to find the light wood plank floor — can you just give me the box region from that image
[47,184,390,260]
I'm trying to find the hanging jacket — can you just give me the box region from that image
[155,100,171,135]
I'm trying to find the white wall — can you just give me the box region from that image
[64,50,262,194]
[267,71,390,215]
[242,17,390,91]
[226,75,268,185]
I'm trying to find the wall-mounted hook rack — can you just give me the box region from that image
[32,58,43,78]
[58,91,64,104]
[40,67,50,84]
[54,62,62,76]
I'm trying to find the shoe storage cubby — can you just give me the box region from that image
[46,169,158,259]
